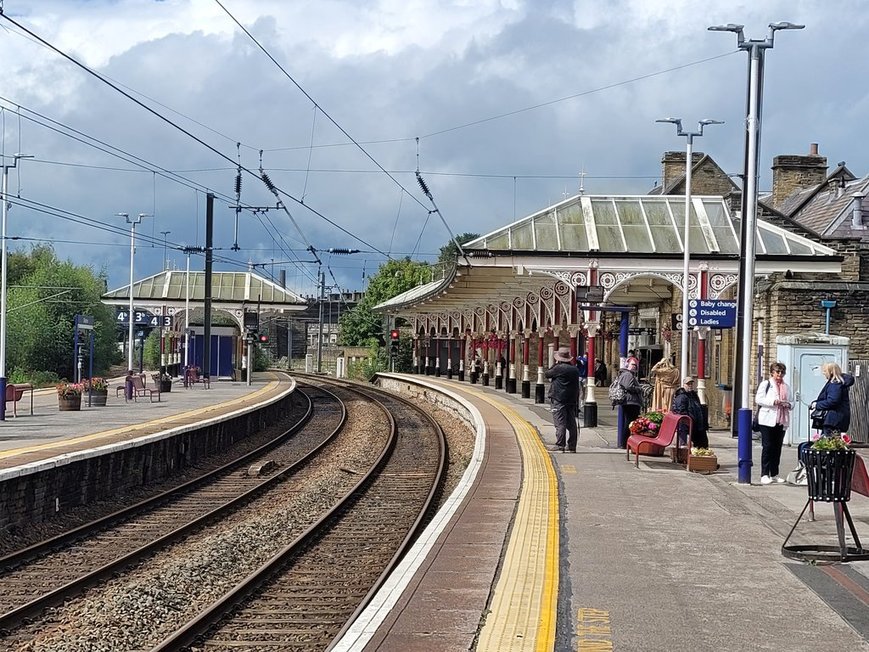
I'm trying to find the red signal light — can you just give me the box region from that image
[259,334,269,343]
[390,329,400,340]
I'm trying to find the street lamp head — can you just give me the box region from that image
[699,119,725,126]
[708,23,744,33]
[769,21,805,31]
[656,118,681,124]
[116,212,129,218]
[708,23,745,44]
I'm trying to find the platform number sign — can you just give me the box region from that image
[116,309,170,327]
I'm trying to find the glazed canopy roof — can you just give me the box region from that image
[375,193,841,315]
[465,194,836,257]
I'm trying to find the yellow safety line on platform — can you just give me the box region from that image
[473,396,559,652]
[0,381,281,460]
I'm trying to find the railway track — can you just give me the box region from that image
[152,380,447,651]
[0,381,343,635]
[0,377,448,651]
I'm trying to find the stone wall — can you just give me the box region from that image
[771,151,828,210]
[755,275,869,362]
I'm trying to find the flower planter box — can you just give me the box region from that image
[58,394,82,411]
[687,454,718,474]
[88,390,108,407]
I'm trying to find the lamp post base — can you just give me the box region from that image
[583,402,598,428]
[521,380,531,399]
[535,383,546,403]
[506,378,517,394]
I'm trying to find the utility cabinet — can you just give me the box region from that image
[775,334,849,446]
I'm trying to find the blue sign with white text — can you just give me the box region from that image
[688,300,737,328]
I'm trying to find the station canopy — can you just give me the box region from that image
[102,270,310,317]
[376,193,842,316]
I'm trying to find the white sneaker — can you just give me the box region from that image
[773,476,786,484]
[760,475,773,485]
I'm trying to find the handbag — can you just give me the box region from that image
[752,380,770,432]
[810,408,827,430]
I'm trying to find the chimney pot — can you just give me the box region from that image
[809,143,819,156]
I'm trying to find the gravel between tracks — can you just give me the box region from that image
[12,392,474,652]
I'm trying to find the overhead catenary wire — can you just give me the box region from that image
[0,13,392,274]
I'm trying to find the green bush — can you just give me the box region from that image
[10,369,60,387]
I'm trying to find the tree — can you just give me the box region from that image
[7,245,121,383]
[438,232,480,263]
[338,258,430,346]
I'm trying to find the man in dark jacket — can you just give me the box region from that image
[671,377,708,448]
[545,347,581,452]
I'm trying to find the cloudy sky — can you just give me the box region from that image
[0,0,866,298]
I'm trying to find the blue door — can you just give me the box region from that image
[190,334,235,377]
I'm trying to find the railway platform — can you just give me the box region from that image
[0,374,288,472]
[345,375,869,652]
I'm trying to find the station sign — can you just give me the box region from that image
[116,309,171,328]
[687,300,737,328]
[75,314,95,330]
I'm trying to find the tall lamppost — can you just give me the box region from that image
[0,154,32,421]
[656,118,723,383]
[160,230,171,270]
[709,21,804,484]
[118,212,149,371]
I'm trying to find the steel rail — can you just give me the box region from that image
[152,377,446,651]
[0,376,307,571]
[0,381,347,632]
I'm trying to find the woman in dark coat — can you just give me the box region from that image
[813,362,855,435]
[671,377,708,448]
[617,359,643,445]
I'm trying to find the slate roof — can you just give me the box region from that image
[787,175,869,237]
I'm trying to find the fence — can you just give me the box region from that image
[848,359,868,444]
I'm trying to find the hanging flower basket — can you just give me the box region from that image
[801,448,855,503]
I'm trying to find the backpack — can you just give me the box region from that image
[608,378,627,407]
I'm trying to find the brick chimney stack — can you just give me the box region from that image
[661,151,704,192]
[770,143,828,209]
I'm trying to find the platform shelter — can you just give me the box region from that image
[375,193,841,428]
[102,271,308,377]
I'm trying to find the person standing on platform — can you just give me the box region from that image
[124,369,134,402]
[594,358,608,386]
[671,376,708,448]
[627,349,640,371]
[617,359,643,445]
[576,352,588,409]
[811,361,854,437]
[546,347,581,453]
[755,361,794,485]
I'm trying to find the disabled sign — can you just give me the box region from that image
[687,299,737,328]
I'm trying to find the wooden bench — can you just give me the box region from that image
[626,412,692,468]
[5,383,34,417]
